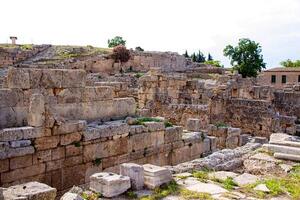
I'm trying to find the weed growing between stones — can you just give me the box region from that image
[125,190,138,199]
[221,177,238,190]
[192,170,210,182]
[81,191,102,200]
[140,180,212,200]
[92,158,102,166]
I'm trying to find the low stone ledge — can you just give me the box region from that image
[53,120,87,135]
[3,181,56,200]
[0,126,46,141]
[83,121,129,141]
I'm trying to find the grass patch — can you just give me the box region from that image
[81,192,101,200]
[164,121,173,128]
[180,189,213,200]
[125,190,138,199]
[240,169,300,199]
[132,117,162,126]
[20,44,33,50]
[215,122,227,128]
[140,180,212,200]
[73,141,81,147]
[192,170,209,182]
[221,177,238,190]
[135,72,144,78]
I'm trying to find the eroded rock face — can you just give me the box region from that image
[169,142,261,173]
[3,181,56,200]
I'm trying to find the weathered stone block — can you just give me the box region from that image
[7,67,30,89]
[90,172,131,197]
[83,86,113,102]
[60,192,83,200]
[3,181,56,200]
[66,145,82,157]
[27,93,45,127]
[120,163,144,190]
[62,69,86,88]
[143,164,172,189]
[186,118,201,132]
[53,120,86,135]
[60,132,82,146]
[1,164,45,183]
[10,140,31,148]
[143,122,165,132]
[0,159,9,173]
[164,126,183,143]
[10,154,33,170]
[35,136,59,150]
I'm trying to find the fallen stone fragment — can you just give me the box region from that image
[233,173,260,187]
[60,192,83,200]
[89,172,130,197]
[254,184,270,193]
[274,152,300,162]
[143,164,172,189]
[3,181,56,200]
[208,171,238,182]
[177,177,227,195]
[120,163,144,190]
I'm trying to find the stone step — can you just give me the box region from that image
[270,141,300,148]
[263,144,300,155]
[274,152,300,162]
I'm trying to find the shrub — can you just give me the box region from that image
[108,36,126,48]
[111,45,130,63]
[204,60,223,68]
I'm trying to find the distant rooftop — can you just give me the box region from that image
[264,67,300,72]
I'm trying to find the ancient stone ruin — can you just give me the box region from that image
[0,44,300,199]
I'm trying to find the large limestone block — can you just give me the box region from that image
[3,181,56,200]
[186,118,201,132]
[27,94,45,127]
[143,164,172,189]
[164,126,183,143]
[263,144,300,155]
[7,67,30,89]
[89,172,130,197]
[62,69,86,88]
[83,86,114,102]
[120,163,144,190]
[274,152,300,161]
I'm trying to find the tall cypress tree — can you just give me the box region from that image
[196,51,206,63]
[191,53,197,62]
[208,53,213,61]
[183,50,189,58]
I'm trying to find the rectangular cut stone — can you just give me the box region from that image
[62,69,86,88]
[83,86,114,102]
[90,172,131,197]
[274,152,300,161]
[53,120,86,135]
[10,140,31,148]
[1,164,45,183]
[60,132,82,146]
[6,146,35,159]
[143,122,165,132]
[7,67,30,89]
[35,136,59,150]
[120,163,144,190]
[27,93,45,127]
[186,118,201,132]
[0,159,9,173]
[10,154,33,170]
[3,181,56,200]
[0,127,45,141]
[143,164,172,189]
[164,126,183,143]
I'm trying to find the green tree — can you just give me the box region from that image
[108,36,126,48]
[183,50,189,58]
[191,53,197,62]
[135,46,144,51]
[196,50,206,63]
[280,59,300,68]
[224,38,266,78]
[208,53,213,61]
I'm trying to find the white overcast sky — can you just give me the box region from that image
[1,0,300,68]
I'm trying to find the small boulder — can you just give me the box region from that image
[233,173,260,187]
[254,184,270,193]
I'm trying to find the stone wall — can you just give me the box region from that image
[0,45,49,67]
[0,67,212,193]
